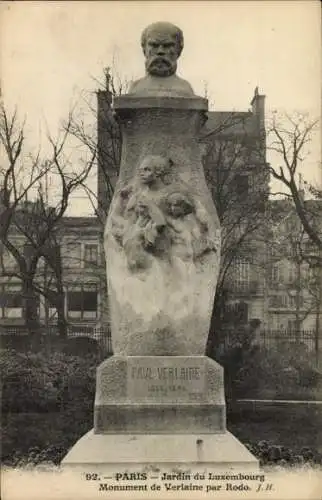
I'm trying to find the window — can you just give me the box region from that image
[0,247,18,271]
[44,289,64,323]
[270,262,283,284]
[287,319,302,331]
[269,294,288,308]
[62,241,82,269]
[0,283,23,318]
[83,243,99,268]
[231,259,250,291]
[268,293,303,309]
[289,295,296,308]
[223,301,248,324]
[288,293,304,309]
[304,239,319,256]
[67,284,98,319]
[271,264,279,283]
[288,263,296,283]
[47,305,58,322]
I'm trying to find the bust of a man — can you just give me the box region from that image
[128,22,195,97]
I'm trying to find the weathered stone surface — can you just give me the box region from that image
[95,356,224,404]
[94,356,226,434]
[95,405,224,434]
[129,74,195,97]
[104,98,220,356]
[112,96,209,186]
[127,357,207,401]
[115,95,207,108]
[62,431,259,470]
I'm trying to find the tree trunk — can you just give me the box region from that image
[56,295,67,339]
[52,288,67,338]
[206,289,227,359]
[23,280,41,351]
[315,255,322,368]
[295,258,301,343]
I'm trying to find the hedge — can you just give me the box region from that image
[216,335,321,400]
[1,349,99,464]
[1,349,99,413]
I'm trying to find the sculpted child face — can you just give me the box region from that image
[138,161,156,184]
[166,193,193,218]
[136,200,149,217]
[138,157,169,185]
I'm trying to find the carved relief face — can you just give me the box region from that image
[136,200,149,217]
[144,32,178,77]
[166,193,193,218]
[138,157,169,185]
[138,161,156,184]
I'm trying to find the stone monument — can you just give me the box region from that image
[62,21,258,473]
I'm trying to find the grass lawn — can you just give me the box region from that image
[2,408,92,465]
[227,403,322,453]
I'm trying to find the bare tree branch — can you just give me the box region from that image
[266,112,321,252]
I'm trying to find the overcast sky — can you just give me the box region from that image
[1,1,321,215]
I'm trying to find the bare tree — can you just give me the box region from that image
[67,67,129,226]
[268,208,319,328]
[0,103,96,340]
[265,112,322,362]
[267,112,321,252]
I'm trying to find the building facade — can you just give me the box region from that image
[264,199,321,333]
[0,213,105,334]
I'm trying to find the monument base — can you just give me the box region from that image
[94,356,226,434]
[62,430,259,471]
[62,356,259,471]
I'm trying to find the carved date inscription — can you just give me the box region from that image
[127,357,206,402]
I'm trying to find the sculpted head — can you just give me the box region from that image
[137,155,173,185]
[165,191,194,218]
[135,199,150,217]
[141,22,184,77]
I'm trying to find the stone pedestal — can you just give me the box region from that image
[61,432,258,471]
[94,356,225,434]
[62,356,258,470]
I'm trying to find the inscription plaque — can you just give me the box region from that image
[127,356,206,403]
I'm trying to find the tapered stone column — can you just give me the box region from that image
[105,96,220,357]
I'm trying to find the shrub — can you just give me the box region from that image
[1,348,101,464]
[1,407,93,465]
[245,441,322,468]
[1,349,99,413]
[62,336,101,357]
[216,328,321,399]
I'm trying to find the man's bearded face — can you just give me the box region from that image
[144,33,178,77]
